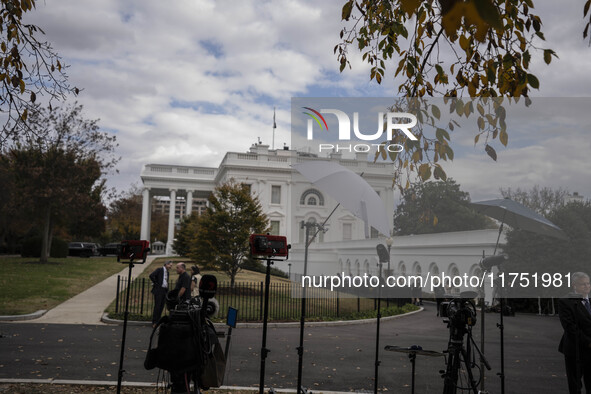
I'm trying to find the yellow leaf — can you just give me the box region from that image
[433,215,438,226]
[499,129,508,146]
[400,0,422,16]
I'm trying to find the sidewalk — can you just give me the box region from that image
[19,256,159,325]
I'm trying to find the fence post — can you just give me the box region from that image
[140,278,145,315]
[260,281,264,321]
[115,275,120,313]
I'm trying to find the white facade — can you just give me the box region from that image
[140,144,396,254]
[279,229,505,300]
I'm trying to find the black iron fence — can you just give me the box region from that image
[113,276,383,322]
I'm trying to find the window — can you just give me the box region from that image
[271,185,281,204]
[370,226,379,239]
[300,189,324,206]
[270,220,280,235]
[343,223,352,240]
[241,183,252,194]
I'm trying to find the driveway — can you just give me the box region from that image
[0,303,567,393]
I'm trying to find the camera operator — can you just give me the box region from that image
[174,262,192,302]
[558,271,591,394]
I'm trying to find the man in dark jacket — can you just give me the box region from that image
[559,272,591,394]
[149,260,173,327]
[174,262,192,302]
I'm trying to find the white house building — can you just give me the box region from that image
[140,143,396,255]
[140,144,504,298]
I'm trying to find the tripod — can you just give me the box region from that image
[441,300,490,394]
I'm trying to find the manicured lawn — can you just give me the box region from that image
[0,255,128,315]
[107,257,417,322]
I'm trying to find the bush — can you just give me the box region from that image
[50,238,69,258]
[21,236,69,258]
[21,236,42,257]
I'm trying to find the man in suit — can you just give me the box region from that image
[559,271,591,394]
[149,260,173,327]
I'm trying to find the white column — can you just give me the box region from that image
[186,190,193,217]
[286,181,292,242]
[166,189,177,255]
[140,188,151,241]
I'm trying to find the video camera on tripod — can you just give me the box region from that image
[144,274,226,391]
[439,294,477,330]
[440,291,490,394]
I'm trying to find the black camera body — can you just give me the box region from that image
[440,298,477,328]
[249,234,289,258]
[145,274,225,389]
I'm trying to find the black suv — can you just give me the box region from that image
[68,242,96,258]
[99,243,120,256]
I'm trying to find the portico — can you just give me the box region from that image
[140,144,396,255]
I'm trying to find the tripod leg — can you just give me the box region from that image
[460,348,479,394]
[443,343,461,394]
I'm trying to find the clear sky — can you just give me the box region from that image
[24,0,591,202]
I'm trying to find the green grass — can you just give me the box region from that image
[0,255,128,315]
[105,257,417,322]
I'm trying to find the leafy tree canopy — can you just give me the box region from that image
[500,184,569,215]
[1,0,78,147]
[1,103,116,262]
[502,200,591,297]
[336,0,591,186]
[182,180,269,286]
[393,178,494,235]
[105,186,168,244]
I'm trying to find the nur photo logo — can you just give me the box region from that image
[302,106,418,154]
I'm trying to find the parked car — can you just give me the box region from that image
[68,242,96,258]
[99,243,120,256]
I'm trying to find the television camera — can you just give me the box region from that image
[145,274,225,392]
[440,291,490,394]
[117,240,150,263]
[249,234,290,258]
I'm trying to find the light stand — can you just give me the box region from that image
[374,244,389,394]
[480,250,509,394]
[258,256,274,394]
[296,206,338,394]
[116,253,136,394]
[493,221,506,394]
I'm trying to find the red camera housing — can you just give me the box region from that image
[117,240,150,263]
[249,234,289,258]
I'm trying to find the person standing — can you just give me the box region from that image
[558,271,591,394]
[149,260,173,327]
[190,265,202,298]
[174,262,192,302]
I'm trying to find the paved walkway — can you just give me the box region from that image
[20,256,158,325]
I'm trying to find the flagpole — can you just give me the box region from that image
[272,107,276,150]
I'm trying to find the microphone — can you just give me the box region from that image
[376,244,390,263]
[480,254,508,270]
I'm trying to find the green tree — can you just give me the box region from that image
[173,213,199,257]
[502,201,591,297]
[393,179,493,235]
[500,185,568,215]
[186,180,269,287]
[1,0,79,147]
[105,187,168,243]
[1,104,116,262]
[336,1,591,186]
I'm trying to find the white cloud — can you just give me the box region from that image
[18,0,591,202]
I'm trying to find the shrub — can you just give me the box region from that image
[50,238,69,258]
[21,236,69,258]
[21,236,42,257]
